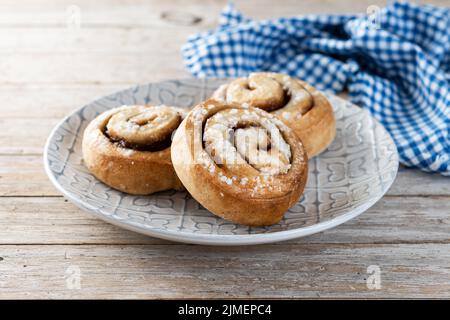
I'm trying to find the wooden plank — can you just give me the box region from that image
[1,155,449,197]
[0,119,59,154]
[0,27,193,54]
[0,243,449,298]
[390,166,450,196]
[310,195,450,245]
[0,197,165,245]
[0,53,190,85]
[0,0,392,27]
[0,156,55,195]
[0,0,445,28]
[0,85,126,119]
[0,196,449,245]
[0,0,221,28]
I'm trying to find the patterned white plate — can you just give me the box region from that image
[44,78,398,245]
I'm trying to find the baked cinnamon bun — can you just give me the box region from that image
[212,72,336,157]
[82,104,186,195]
[171,99,308,226]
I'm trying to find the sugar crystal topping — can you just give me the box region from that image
[200,106,293,192]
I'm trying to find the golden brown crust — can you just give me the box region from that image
[171,99,308,226]
[212,72,336,157]
[82,105,185,195]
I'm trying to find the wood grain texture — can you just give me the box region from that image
[0,0,448,299]
[0,85,125,119]
[0,244,450,299]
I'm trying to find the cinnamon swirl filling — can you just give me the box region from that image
[214,72,314,114]
[212,72,337,158]
[203,108,292,175]
[102,105,184,152]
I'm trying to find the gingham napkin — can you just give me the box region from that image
[182,1,450,176]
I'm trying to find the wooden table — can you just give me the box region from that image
[0,0,449,299]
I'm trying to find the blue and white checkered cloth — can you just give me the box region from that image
[182,1,450,176]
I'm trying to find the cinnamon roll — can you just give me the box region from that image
[82,105,186,195]
[212,72,336,157]
[171,99,308,226]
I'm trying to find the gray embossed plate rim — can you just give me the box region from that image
[44,78,399,245]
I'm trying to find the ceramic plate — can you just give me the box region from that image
[44,78,398,245]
